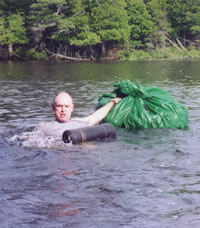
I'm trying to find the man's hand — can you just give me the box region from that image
[109,97,121,106]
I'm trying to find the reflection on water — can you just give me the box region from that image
[1,60,200,228]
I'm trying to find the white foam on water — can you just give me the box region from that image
[8,129,72,150]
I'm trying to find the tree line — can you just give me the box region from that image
[0,0,200,61]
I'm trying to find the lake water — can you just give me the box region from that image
[1,60,200,228]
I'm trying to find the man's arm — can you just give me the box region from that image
[86,98,121,126]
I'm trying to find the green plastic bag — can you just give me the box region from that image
[96,80,188,129]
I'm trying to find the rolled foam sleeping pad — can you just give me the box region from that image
[62,123,116,144]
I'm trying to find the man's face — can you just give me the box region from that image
[52,93,74,122]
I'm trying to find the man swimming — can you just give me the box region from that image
[36,91,121,137]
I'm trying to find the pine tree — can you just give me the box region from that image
[89,0,130,57]
[0,13,28,57]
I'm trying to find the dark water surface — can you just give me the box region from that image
[1,60,200,228]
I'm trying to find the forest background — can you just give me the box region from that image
[0,0,200,61]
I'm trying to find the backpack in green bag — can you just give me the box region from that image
[96,80,188,129]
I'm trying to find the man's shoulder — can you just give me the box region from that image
[71,117,90,123]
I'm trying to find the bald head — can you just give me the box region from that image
[52,91,74,122]
[53,91,73,105]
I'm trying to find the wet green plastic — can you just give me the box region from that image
[96,80,188,129]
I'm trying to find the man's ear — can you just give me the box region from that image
[72,104,74,112]
[52,104,56,111]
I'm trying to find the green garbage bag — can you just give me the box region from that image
[96,80,188,129]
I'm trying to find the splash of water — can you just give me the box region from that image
[7,128,72,150]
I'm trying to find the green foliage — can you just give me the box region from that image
[126,0,154,45]
[52,0,101,46]
[90,0,130,42]
[51,0,130,46]
[26,48,48,60]
[0,13,28,45]
[29,0,66,25]
[69,31,100,46]
[146,0,166,27]
[186,2,200,36]
[166,0,200,39]
[0,0,200,60]
[145,0,169,48]
[0,0,34,16]
[119,47,200,60]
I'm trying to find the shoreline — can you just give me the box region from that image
[1,48,200,62]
